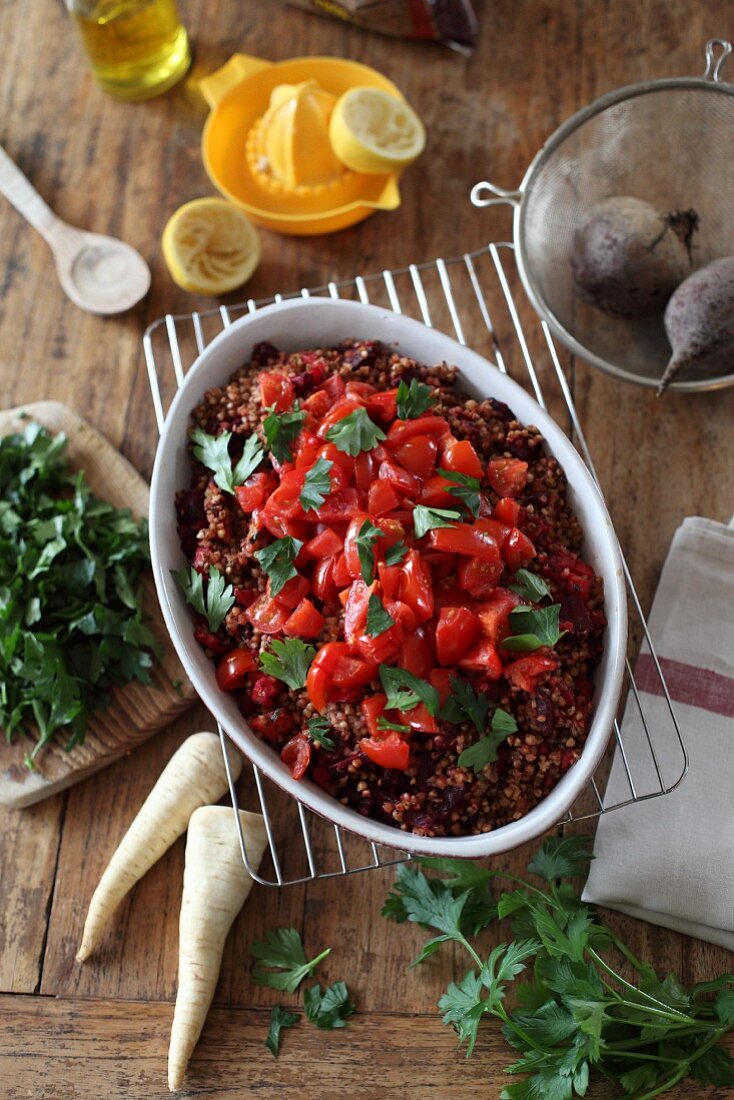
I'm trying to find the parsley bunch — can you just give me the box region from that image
[0,424,161,763]
[384,836,734,1100]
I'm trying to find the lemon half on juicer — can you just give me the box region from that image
[162,198,262,295]
[329,86,426,175]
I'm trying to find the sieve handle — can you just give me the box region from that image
[703,39,732,82]
[470,181,521,209]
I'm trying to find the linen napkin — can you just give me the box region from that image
[582,515,734,949]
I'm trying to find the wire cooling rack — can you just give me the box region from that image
[143,241,688,887]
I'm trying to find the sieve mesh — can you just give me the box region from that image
[519,84,734,387]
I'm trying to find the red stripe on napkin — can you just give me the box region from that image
[635,654,734,718]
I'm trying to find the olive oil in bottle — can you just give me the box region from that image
[69,0,191,101]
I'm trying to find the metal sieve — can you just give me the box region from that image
[472,39,734,392]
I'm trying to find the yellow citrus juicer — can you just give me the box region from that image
[198,54,403,235]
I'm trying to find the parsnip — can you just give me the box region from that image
[168,806,267,1092]
[76,732,242,963]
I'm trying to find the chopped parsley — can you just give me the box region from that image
[379,665,439,715]
[254,536,302,596]
[396,378,436,419]
[440,676,488,733]
[190,428,264,494]
[509,568,553,603]
[412,505,461,539]
[304,981,356,1030]
[325,407,386,456]
[436,468,481,518]
[265,1006,300,1058]
[502,603,566,652]
[377,716,411,734]
[366,594,395,637]
[263,403,307,464]
[299,457,333,512]
[307,715,336,751]
[173,564,235,632]
[457,707,517,773]
[250,928,330,993]
[259,638,315,690]
[383,540,409,566]
[355,518,383,584]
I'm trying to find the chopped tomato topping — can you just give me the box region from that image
[368,479,401,515]
[428,521,501,564]
[281,733,311,779]
[359,733,410,770]
[504,654,559,693]
[488,457,528,498]
[304,527,343,559]
[503,527,536,571]
[271,573,310,609]
[435,607,481,665]
[246,594,291,634]
[394,434,438,479]
[215,647,257,691]
[235,471,277,512]
[260,371,294,412]
[399,549,434,623]
[440,438,483,480]
[283,598,324,638]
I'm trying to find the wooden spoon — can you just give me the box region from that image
[0,144,150,315]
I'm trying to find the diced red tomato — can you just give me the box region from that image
[304,527,342,559]
[312,556,336,602]
[306,664,330,713]
[385,599,418,634]
[435,607,481,665]
[368,479,401,515]
[235,471,277,513]
[250,674,281,706]
[399,626,434,679]
[332,551,353,588]
[477,589,519,644]
[233,586,256,608]
[387,416,451,449]
[475,516,512,546]
[399,549,434,623]
[357,623,403,665]
[314,488,362,524]
[421,550,456,581]
[397,701,437,734]
[395,435,438,479]
[259,508,308,542]
[344,513,375,580]
[364,390,398,422]
[378,460,421,499]
[488,457,528,498]
[316,397,362,438]
[457,555,504,597]
[306,642,378,710]
[303,389,332,421]
[294,432,322,471]
[429,667,453,707]
[317,442,354,485]
[440,438,483,480]
[281,733,311,779]
[283,598,324,638]
[361,694,388,738]
[246,593,291,634]
[272,573,310,609]
[504,655,559,693]
[260,371,294,412]
[215,647,256,690]
[504,528,536,571]
[193,622,231,653]
[458,638,503,678]
[428,521,502,564]
[354,451,376,492]
[249,707,295,743]
[378,563,401,599]
[263,469,306,521]
[346,380,377,397]
[493,497,523,526]
[375,517,406,553]
[322,373,346,401]
[344,578,372,643]
[419,475,455,508]
[359,733,410,770]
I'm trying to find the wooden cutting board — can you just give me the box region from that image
[0,402,197,809]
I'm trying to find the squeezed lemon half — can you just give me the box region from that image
[162,198,261,295]
[329,86,426,175]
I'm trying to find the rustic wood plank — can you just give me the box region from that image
[0,993,613,1099]
[0,796,64,993]
[0,402,195,808]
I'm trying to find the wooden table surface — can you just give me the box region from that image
[2,2,733,1097]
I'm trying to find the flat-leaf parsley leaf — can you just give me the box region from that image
[254,536,302,596]
[299,457,333,512]
[325,407,386,456]
[307,715,336,751]
[265,1005,300,1058]
[190,428,264,494]
[412,505,461,539]
[264,404,307,464]
[379,665,439,715]
[259,638,315,690]
[355,518,383,584]
[250,928,330,993]
[458,707,517,773]
[509,569,553,603]
[304,981,356,1030]
[436,468,481,518]
[366,594,395,637]
[396,378,436,419]
[502,604,566,652]
[173,564,235,633]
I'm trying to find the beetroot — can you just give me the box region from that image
[571,196,698,318]
[658,256,734,392]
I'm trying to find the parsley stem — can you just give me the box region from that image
[494,1005,545,1054]
[633,1065,689,1100]
[458,936,484,971]
[587,948,692,1022]
[603,1050,684,1065]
